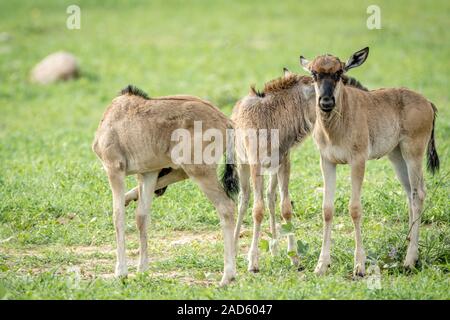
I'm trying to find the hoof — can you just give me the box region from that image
[403,259,418,270]
[247,253,259,273]
[115,264,128,278]
[115,272,128,279]
[124,198,135,207]
[248,267,260,273]
[403,252,418,270]
[353,264,365,278]
[289,255,300,267]
[137,263,149,273]
[314,261,330,276]
[219,275,236,287]
[269,239,280,257]
[352,271,365,279]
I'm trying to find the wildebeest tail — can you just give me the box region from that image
[427,103,440,175]
[220,126,239,199]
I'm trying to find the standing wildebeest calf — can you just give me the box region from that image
[92,86,239,286]
[232,71,315,272]
[232,69,367,272]
[300,47,440,276]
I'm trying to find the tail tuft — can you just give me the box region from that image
[220,133,239,199]
[221,163,240,199]
[426,103,440,175]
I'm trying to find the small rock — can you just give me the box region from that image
[30,51,79,84]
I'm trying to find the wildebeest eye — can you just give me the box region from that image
[333,70,343,81]
[311,71,318,80]
[314,72,325,80]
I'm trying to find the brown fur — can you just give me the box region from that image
[307,54,344,73]
[232,73,317,271]
[93,94,232,172]
[232,71,368,271]
[262,74,313,94]
[93,89,238,286]
[304,51,439,276]
[233,74,316,158]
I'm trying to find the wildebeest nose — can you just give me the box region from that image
[319,96,335,111]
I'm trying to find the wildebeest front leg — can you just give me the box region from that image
[315,156,336,275]
[349,159,366,277]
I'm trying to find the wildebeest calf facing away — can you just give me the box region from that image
[92,86,239,286]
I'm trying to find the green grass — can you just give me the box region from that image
[0,0,449,299]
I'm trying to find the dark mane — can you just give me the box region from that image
[264,74,311,93]
[341,75,368,91]
[119,85,150,99]
[249,73,367,97]
[250,74,313,97]
[250,85,265,97]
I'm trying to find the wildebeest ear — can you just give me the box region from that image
[299,56,311,73]
[283,67,293,77]
[344,47,369,72]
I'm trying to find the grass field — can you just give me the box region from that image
[0,0,449,299]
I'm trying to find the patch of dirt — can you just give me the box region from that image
[68,244,115,255]
[168,231,220,246]
[4,230,227,285]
